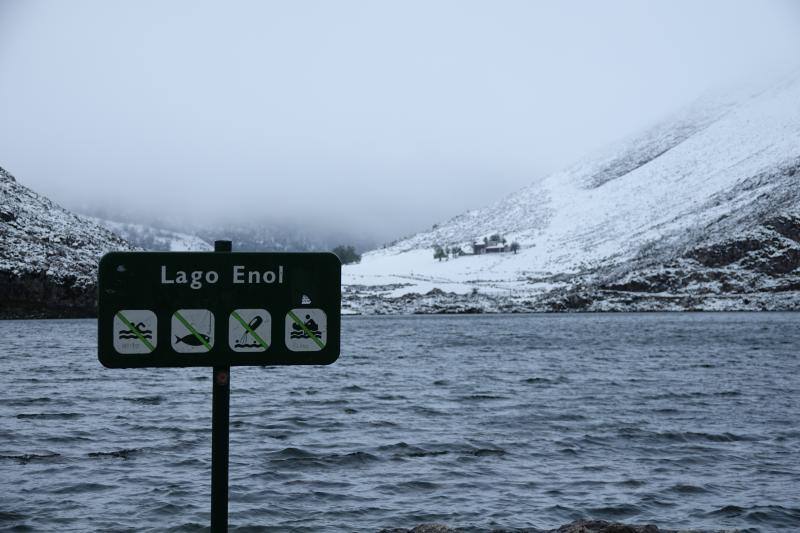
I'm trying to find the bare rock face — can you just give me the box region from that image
[0,165,136,318]
[766,213,800,242]
[0,166,15,182]
[687,237,771,269]
[565,212,800,311]
[554,520,661,533]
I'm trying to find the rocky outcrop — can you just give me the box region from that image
[0,165,135,318]
[0,271,96,318]
[556,213,800,311]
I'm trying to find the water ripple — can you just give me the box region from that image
[0,313,799,531]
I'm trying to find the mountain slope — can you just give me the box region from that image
[89,217,213,251]
[343,76,800,313]
[0,166,136,318]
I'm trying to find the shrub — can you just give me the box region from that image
[332,245,361,264]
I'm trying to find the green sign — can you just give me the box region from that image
[98,252,341,368]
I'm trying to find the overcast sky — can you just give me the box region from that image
[1,0,799,242]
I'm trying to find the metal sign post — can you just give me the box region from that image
[212,240,231,531]
[211,363,230,530]
[97,241,341,531]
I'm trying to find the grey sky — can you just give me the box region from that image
[1,0,799,242]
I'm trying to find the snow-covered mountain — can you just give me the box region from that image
[0,166,136,318]
[89,218,213,251]
[344,75,800,313]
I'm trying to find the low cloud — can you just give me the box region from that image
[1,0,799,243]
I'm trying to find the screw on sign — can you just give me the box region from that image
[215,371,229,386]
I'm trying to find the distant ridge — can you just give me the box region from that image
[77,209,377,255]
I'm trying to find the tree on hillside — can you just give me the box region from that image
[510,242,520,254]
[332,245,361,264]
[433,245,447,261]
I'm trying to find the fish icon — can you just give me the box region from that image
[175,333,211,346]
[172,310,215,353]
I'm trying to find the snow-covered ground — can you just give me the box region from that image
[344,74,800,313]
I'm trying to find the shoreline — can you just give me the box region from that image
[1,307,797,321]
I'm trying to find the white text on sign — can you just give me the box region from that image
[161,265,285,290]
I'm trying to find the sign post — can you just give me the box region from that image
[211,240,231,531]
[97,241,341,531]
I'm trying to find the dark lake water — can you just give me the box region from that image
[1,313,799,532]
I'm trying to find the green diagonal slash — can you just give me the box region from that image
[231,311,269,351]
[174,310,212,351]
[116,311,155,352]
[287,310,326,349]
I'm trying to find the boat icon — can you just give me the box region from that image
[290,315,322,339]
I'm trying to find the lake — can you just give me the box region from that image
[1,313,799,532]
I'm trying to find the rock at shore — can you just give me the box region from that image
[378,518,715,533]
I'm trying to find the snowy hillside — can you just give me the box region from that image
[344,75,800,313]
[0,166,136,318]
[89,218,212,251]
